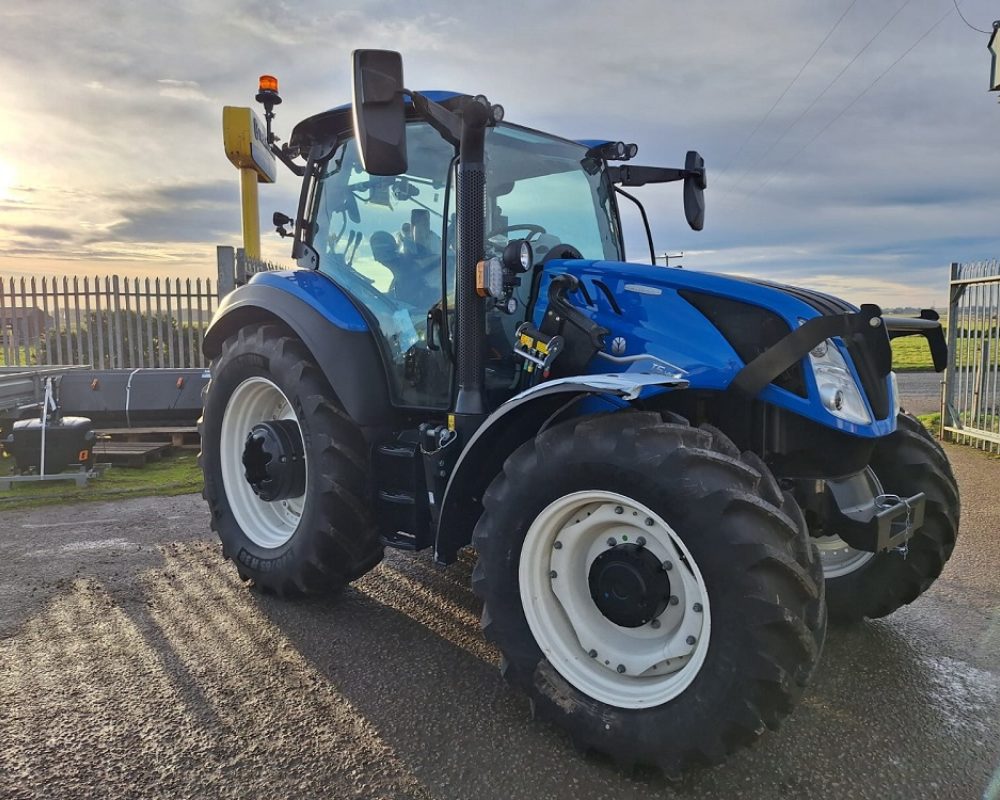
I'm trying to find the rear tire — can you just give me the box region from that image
[199,323,383,596]
[472,411,825,774]
[819,413,960,623]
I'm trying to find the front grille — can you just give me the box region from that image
[679,290,807,397]
[742,279,891,420]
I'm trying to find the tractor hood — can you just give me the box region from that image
[534,259,897,438]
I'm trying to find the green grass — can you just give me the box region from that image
[0,452,203,511]
[890,336,936,372]
[917,412,941,437]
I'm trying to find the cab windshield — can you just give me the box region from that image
[485,124,622,265]
[310,122,621,305]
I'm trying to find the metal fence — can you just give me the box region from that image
[942,259,1000,453]
[0,249,295,371]
[216,246,289,295]
[0,275,218,370]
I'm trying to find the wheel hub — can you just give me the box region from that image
[242,419,305,502]
[588,543,671,627]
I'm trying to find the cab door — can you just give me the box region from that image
[311,123,455,409]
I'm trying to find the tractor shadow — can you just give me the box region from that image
[251,547,997,800]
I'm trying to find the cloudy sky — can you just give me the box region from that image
[1,0,996,308]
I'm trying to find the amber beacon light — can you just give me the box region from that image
[257,75,279,95]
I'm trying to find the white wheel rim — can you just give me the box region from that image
[518,491,711,709]
[219,376,306,549]
[814,536,875,578]
[815,467,881,579]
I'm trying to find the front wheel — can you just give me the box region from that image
[472,412,825,774]
[817,413,960,623]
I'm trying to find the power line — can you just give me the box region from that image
[714,0,860,182]
[742,6,953,202]
[720,0,917,198]
[951,0,993,34]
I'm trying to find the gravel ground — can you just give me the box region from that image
[1,444,998,800]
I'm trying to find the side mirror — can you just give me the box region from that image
[351,49,407,176]
[683,150,706,231]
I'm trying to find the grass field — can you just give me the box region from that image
[0,452,203,511]
[891,336,935,371]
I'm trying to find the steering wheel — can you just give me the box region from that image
[485,223,547,240]
[541,243,583,263]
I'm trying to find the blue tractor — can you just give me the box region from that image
[201,51,959,773]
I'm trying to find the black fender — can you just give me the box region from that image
[433,372,688,565]
[202,280,393,428]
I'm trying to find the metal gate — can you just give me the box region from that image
[942,259,1000,452]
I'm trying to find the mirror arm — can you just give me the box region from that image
[608,164,703,188]
[614,187,656,265]
[269,142,307,177]
[406,89,462,147]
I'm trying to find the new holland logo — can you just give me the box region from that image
[611,336,627,356]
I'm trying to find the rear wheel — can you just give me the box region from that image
[472,411,825,774]
[817,413,960,623]
[199,323,383,596]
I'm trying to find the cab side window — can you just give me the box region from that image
[312,124,455,409]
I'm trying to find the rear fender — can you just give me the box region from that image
[203,271,393,428]
[433,372,688,564]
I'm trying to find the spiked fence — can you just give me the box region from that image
[942,259,1000,453]
[0,275,217,369]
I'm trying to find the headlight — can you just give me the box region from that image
[808,339,872,425]
[889,370,900,419]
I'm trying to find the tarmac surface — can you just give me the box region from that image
[896,370,944,416]
[1,441,998,798]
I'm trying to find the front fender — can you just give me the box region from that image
[434,371,688,564]
[203,271,393,428]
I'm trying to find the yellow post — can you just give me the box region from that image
[223,106,277,263]
[239,167,262,260]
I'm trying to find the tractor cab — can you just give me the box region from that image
[292,105,624,411]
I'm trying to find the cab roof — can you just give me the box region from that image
[288,90,610,156]
[289,91,468,151]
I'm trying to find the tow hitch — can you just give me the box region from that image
[822,471,926,553]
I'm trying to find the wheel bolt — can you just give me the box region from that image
[607,537,617,547]
[645,517,654,526]
[686,636,696,646]
[636,536,646,547]
[549,570,558,579]
[588,649,597,658]
[650,619,661,629]
[669,595,679,606]
[553,541,563,550]
[617,664,626,674]
[663,560,673,571]
[693,603,703,612]
[614,506,624,515]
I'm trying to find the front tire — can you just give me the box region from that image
[472,412,825,774]
[199,323,383,596]
[819,413,960,623]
